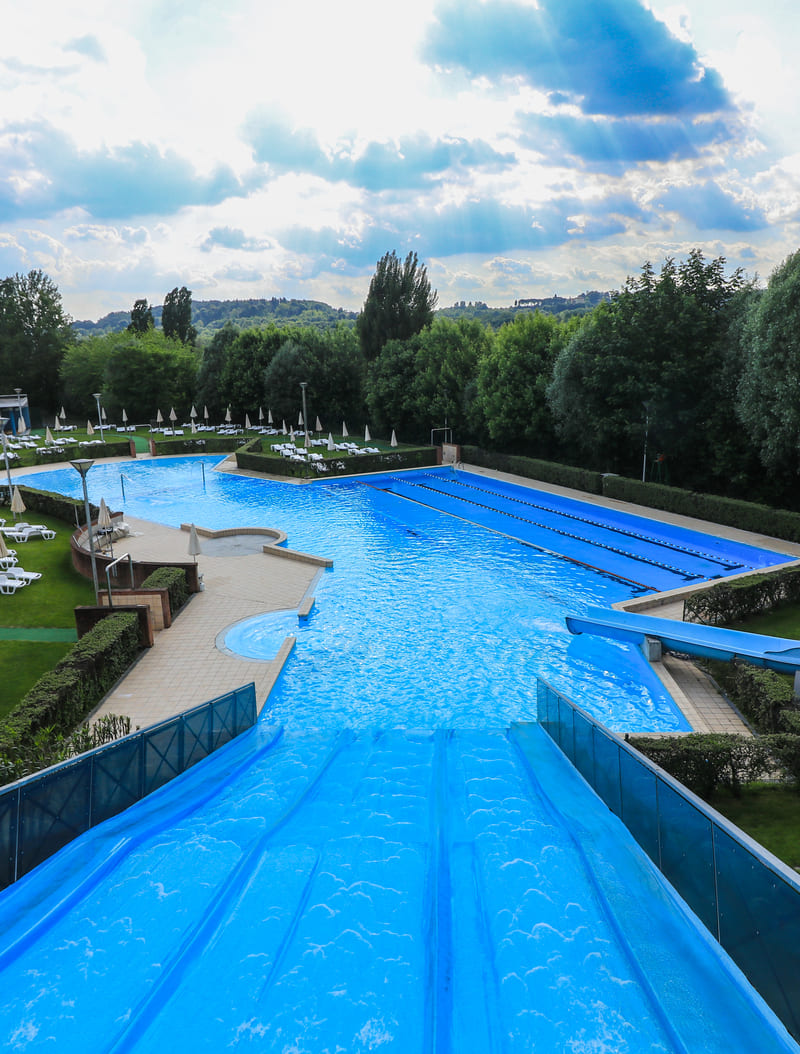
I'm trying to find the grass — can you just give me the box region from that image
[0,506,95,717]
[710,784,800,871]
[729,606,800,640]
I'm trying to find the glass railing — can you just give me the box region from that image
[0,682,257,890]
[537,678,800,1040]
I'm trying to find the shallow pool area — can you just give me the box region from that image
[5,457,798,1051]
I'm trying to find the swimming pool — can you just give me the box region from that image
[20,458,786,733]
[4,457,798,1052]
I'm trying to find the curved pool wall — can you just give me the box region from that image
[18,458,787,734]
[0,722,796,1053]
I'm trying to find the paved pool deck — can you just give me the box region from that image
[21,454,800,735]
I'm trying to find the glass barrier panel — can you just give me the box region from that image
[0,790,18,890]
[211,693,237,751]
[18,760,91,877]
[619,749,659,863]
[183,707,211,770]
[656,781,717,935]
[237,685,257,731]
[591,729,622,816]
[536,681,553,731]
[714,825,800,1038]
[556,696,575,761]
[91,736,143,826]
[572,709,595,786]
[143,719,183,795]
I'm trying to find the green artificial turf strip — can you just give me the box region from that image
[710,784,800,871]
[0,640,76,720]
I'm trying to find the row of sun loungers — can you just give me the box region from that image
[0,521,56,542]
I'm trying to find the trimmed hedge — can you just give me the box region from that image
[14,485,98,527]
[0,612,141,772]
[151,435,247,456]
[460,447,604,495]
[236,443,437,478]
[601,475,800,543]
[628,733,775,798]
[684,566,800,626]
[141,566,190,616]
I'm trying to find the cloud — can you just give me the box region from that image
[424,0,732,117]
[0,122,246,220]
[654,181,769,231]
[243,113,514,190]
[517,112,736,166]
[64,35,107,63]
[200,226,271,252]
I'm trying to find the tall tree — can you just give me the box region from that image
[128,298,154,333]
[0,270,73,414]
[161,286,197,344]
[356,250,437,361]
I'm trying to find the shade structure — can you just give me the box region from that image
[98,497,112,530]
[187,523,202,562]
[190,405,198,419]
[391,430,398,447]
[169,407,177,422]
[121,409,128,423]
[282,420,287,435]
[156,409,163,424]
[45,426,55,446]
[87,421,94,436]
[315,416,323,432]
[225,406,232,423]
[365,425,371,442]
[245,414,252,429]
[327,432,335,451]
[54,415,60,429]
[267,409,273,424]
[10,486,26,519]
[342,421,349,437]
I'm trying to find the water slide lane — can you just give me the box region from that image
[0,726,796,1052]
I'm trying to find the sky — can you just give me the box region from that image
[1,0,799,321]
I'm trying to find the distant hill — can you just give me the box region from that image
[71,291,614,341]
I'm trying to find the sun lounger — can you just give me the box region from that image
[2,525,56,542]
[0,574,26,594]
[3,568,41,583]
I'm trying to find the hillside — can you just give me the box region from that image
[71,290,613,340]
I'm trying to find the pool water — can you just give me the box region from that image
[4,458,798,1052]
[20,458,785,734]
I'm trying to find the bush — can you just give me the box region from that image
[628,733,775,798]
[236,444,437,478]
[0,613,141,779]
[763,734,800,786]
[725,662,799,733]
[14,485,98,526]
[684,567,800,626]
[601,475,800,543]
[141,566,189,616]
[461,447,604,494]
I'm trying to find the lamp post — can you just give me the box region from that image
[93,392,105,442]
[14,388,22,436]
[300,381,309,449]
[0,417,13,502]
[641,401,651,484]
[71,458,99,601]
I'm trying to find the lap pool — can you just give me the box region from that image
[3,457,796,1052]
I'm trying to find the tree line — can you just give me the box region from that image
[2,248,800,509]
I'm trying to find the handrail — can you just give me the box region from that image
[104,552,135,606]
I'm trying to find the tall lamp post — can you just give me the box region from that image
[93,392,105,442]
[300,381,309,448]
[641,401,651,483]
[71,458,99,601]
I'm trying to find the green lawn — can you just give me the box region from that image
[710,784,800,870]
[729,606,800,640]
[0,507,95,716]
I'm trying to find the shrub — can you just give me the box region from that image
[628,733,774,798]
[763,734,800,787]
[236,445,437,478]
[684,567,800,626]
[141,566,189,616]
[461,447,604,495]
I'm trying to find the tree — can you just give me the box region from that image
[737,250,800,501]
[128,298,154,333]
[59,337,115,415]
[161,286,197,344]
[102,330,199,422]
[356,250,437,361]
[0,270,73,414]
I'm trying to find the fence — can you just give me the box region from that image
[0,683,257,890]
[536,678,800,1040]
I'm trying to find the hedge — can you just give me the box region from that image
[0,612,141,777]
[13,485,98,527]
[601,475,800,543]
[460,447,604,495]
[628,733,776,798]
[141,566,190,616]
[151,435,248,456]
[684,566,800,626]
[236,443,437,479]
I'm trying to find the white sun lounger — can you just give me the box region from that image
[0,574,26,594]
[2,568,41,583]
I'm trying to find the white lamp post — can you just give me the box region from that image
[300,381,309,449]
[71,458,99,601]
[93,392,105,442]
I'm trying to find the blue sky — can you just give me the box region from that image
[1,0,798,319]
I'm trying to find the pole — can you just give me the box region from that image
[300,381,309,449]
[71,459,99,602]
[94,392,105,442]
[641,406,649,483]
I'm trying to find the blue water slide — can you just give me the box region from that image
[566,606,800,673]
